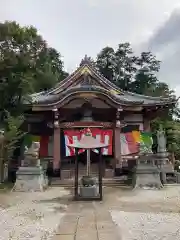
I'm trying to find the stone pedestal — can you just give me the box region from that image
[14,166,48,192]
[155,152,174,184]
[175,171,180,183]
[14,142,48,192]
[80,185,98,197]
[133,163,163,189]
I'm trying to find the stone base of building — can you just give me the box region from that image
[104,169,114,178]
[61,169,73,179]
[14,166,48,192]
[60,168,115,180]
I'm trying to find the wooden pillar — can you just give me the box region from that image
[98,147,103,200]
[52,106,61,176]
[143,118,151,132]
[114,108,122,168]
[74,148,79,200]
[143,110,151,132]
[53,127,61,172]
[114,126,122,168]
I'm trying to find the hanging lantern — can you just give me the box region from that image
[54,120,59,128]
[116,120,121,128]
[52,106,59,128]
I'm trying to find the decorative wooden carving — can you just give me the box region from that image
[80,66,92,75]
[78,75,97,86]
[109,89,121,95]
[60,121,114,128]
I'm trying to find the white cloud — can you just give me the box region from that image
[0,0,180,95]
[138,8,180,96]
[174,85,180,98]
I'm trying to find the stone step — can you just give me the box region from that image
[61,169,115,179]
[52,183,127,188]
[51,178,130,187]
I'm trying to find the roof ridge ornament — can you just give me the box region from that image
[80,55,92,66]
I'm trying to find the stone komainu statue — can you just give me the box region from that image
[23,142,40,166]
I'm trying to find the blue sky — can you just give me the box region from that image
[1,0,180,95]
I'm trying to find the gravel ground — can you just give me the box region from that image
[1,185,180,240]
[0,187,70,240]
[118,186,180,204]
[110,186,180,240]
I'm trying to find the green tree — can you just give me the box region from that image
[0,112,24,182]
[33,47,68,92]
[0,21,68,177]
[96,47,116,82]
[130,52,160,95]
[0,21,67,116]
[114,43,138,90]
[96,43,174,98]
[96,43,180,160]
[151,119,180,163]
[96,43,138,89]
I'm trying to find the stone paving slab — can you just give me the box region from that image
[78,221,96,230]
[53,204,120,240]
[76,230,98,240]
[98,232,120,240]
[62,214,79,223]
[56,224,77,235]
[96,213,112,221]
[53,234,74,240]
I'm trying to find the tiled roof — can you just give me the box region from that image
[29,56,176,107]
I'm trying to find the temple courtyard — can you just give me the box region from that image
[0,186,180,239]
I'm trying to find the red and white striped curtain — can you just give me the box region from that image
[64,128,113,156]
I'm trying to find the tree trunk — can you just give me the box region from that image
[0,161,4,183]
[0,157,4,183]
[171,152,175,166]
[0,147,4,183]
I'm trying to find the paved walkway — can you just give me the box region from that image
[52,185,180,240]
[53,201,120,240]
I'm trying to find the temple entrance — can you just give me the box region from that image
[61,127,113,175]
[76,150,101,165]
[61,150,103,177]
[65,129,107,201]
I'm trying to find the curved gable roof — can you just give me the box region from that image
[29,55,177,108]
